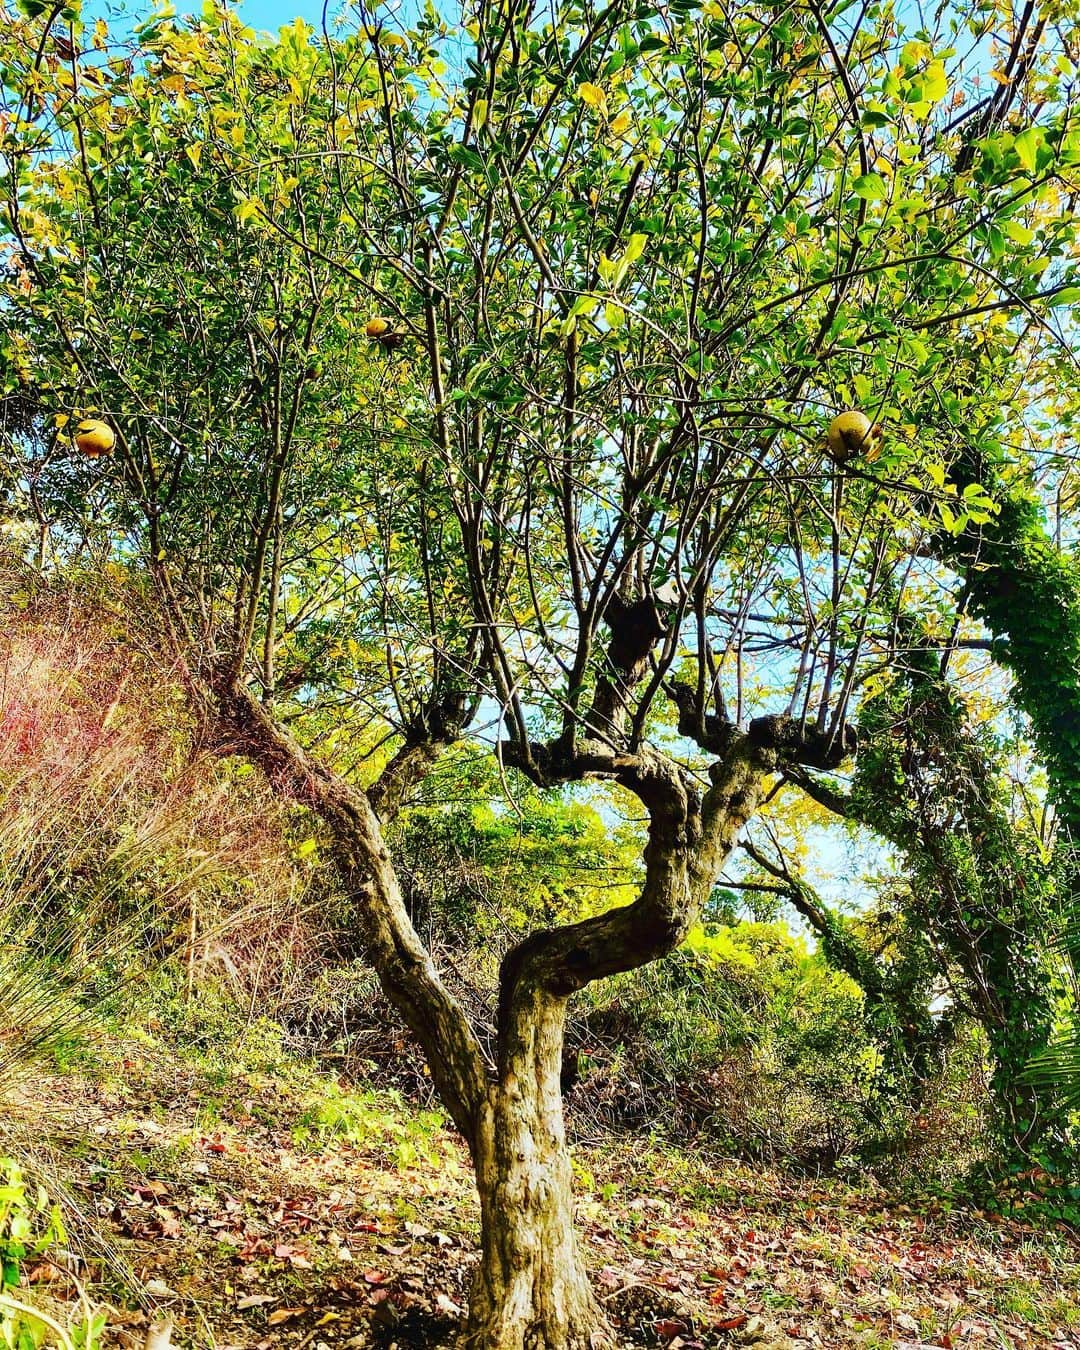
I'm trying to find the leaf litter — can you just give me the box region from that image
[7,1056,1079,1350]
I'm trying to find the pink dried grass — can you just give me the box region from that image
[0,564,336,1061]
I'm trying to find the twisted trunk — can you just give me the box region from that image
[466,990,600,1350]
[208,675,800,1349]
[211,677,604,1348]
[465,738,773,1349]
[208,675,489,1139]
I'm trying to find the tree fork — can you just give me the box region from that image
[210,673,858,1349]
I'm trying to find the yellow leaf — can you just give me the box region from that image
[577,82,607,111]
[185,142,201,169]
[922,59,948,103]
[609,109,631,136]
[379,31,409,49]
[267,1309,305,1328]
[901,39,931,65]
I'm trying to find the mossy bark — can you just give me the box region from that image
[465,992,602,1350]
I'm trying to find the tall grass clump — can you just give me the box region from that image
[0,556,337,1089]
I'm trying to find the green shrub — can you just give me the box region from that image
[0,1161,65,1291]
[0,1160,106,1350]
[570,921,982,1174]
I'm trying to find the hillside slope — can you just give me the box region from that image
[7,1041,1079,1350]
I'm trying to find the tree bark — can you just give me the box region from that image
[462,735,776,1350]
[465,988,602,1350]
[208,673,489,1140]
[210,677,605,1348]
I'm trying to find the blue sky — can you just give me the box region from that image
[237,0,334,31]
[228,0,420,33]
[91,0,399,37]
[236,0,420,33]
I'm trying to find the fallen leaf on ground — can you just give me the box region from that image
[267,1307,306,1327]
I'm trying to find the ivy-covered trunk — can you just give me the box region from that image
[977,935,1069,1170]
[846,655,1072,1171]
[940,457,1080,848]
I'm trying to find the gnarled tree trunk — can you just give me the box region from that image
[463,736,776,1350]
[207,673,842,1350]
[465,989,601,1350]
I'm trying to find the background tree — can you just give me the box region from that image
[783,642,1072,1170]
[737,835,960,1152]
[3,0,1079,1345]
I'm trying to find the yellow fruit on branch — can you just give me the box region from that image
[74,417,115,457]
[826,410,883,464]
[365,316,404,350]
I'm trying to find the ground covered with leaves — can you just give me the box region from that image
[7,1037,1080,1350]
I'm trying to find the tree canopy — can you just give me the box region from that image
[2,0,1079,1342]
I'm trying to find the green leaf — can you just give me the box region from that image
[852,173,888,201]
[921,59,948,102]
[1002,219,1034,245]
[623,232,647,264]
[1014,128,1040,173]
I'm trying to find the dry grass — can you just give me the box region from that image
[0,555,341,1089]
